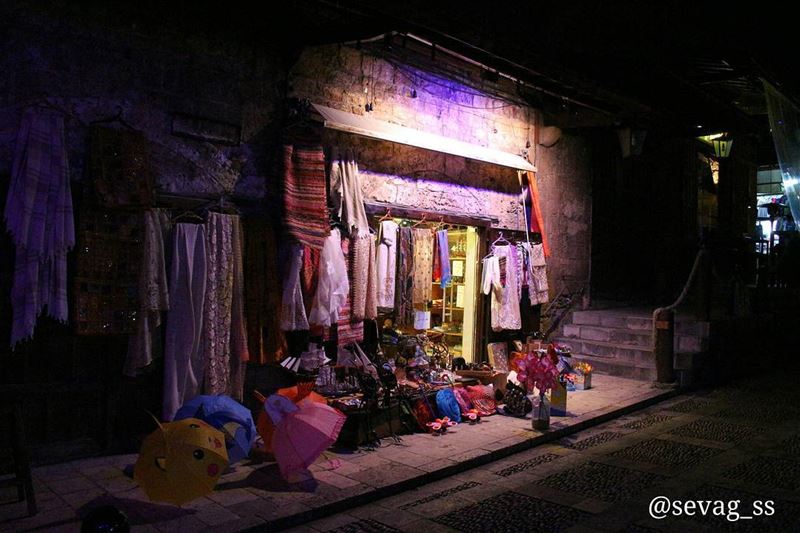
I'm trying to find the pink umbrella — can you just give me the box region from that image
[265,394,346,480]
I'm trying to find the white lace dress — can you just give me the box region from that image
[482,244,521,331]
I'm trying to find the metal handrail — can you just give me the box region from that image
[651,247,708,348]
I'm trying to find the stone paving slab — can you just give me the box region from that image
[0,374,675,532]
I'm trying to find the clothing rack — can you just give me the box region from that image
[364,201,498,228]
[154,191,266,213]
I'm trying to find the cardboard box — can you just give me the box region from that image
[547,382,568,416]
[574,371,592,390]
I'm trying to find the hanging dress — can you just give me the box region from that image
[376,220,399,308]
[163,223,207,420]
[482,245,521,331]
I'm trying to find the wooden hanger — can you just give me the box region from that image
[412,213,428,228]
[378,208,393,222]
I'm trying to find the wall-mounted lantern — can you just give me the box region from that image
[712,135,733,158]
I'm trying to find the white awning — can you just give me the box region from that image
[312,103,536,172]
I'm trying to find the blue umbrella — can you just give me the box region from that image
[173,395,256,464]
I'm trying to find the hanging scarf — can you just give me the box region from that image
[411,228,433,304]
[436,229,451,288]
[351,235,378,321]
[525,171,550,257]
[125,209,171,376]
[329,149,370,238]
[282,144,329,249]
[5,108,75,347]
[395,226,415,327]
[203,213,249,400]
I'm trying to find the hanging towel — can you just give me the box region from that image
[395,226,415,327]
[329,149,369,238]
[244,218,287,364]
[376,220,398,308]
[163,223,207,421]
[5,107,75,347]
[309,229,349,328]
[525,171,550,257]
[436,229,451,288]
[351,235,377,321]
[124,209,171,376]
[281,243,310,331]
[411,228,433,304]
[282,145,329,249]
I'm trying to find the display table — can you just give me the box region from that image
[324,382,472,447]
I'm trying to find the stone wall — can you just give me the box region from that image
[291,44,594,294]
[537,134,593,295]
[0,6,287,199]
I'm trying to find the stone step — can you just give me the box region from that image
[561,324,706,352]
[570,310,710,337]
[568,354,657,381]
[552,337,654,367]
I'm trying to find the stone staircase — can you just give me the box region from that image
[552,308,710,382]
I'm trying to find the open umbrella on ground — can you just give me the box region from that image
[254,382,327,454]
[265,394,345,481]
[173,395,256,464]
[134,418,228,506]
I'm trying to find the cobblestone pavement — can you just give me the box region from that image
[291,374,800,533]
[0,375,666,532]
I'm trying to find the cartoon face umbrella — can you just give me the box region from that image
[265,394,345,481]
[134,418,228,506]
[173,395,257,464]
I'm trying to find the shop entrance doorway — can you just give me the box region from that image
[371,213,482,365]
[429,225,480,363]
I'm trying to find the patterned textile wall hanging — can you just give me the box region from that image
[74,208,143,335]
[89,126,155,208]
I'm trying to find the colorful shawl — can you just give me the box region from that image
[282,145,329,249]
[395,226,414,327]
[436,229,451,288]
[525,170,550,257]
[5,108,75,347]
[411,228,433,304]
[337,236,364,346]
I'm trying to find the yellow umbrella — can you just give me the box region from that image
[134,418,228,506]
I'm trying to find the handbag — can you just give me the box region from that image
[502,381,532,416]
